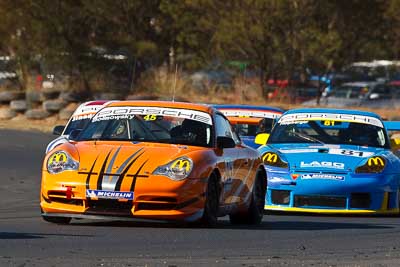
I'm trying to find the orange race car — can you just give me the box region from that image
[41,101,266,226]
[214,104,284,148]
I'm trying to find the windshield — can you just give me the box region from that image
[333,85,369,98]
[234,123,259,137]
[77,106,213,147]
[64,118,91,135]
[269,115,389,148]
[234,118,274,136]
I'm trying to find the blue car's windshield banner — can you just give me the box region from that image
[279,113,383,128]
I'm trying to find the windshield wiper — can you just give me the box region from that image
[99,138,133,141]
[79,137,132,142]
[291,131,325,145]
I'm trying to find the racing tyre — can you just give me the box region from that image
[199,173,219,227]
[229,169,266,225]
[43,100,66,113]
[0,108,16,119]
[10,100,27,112]
[42,215,71,225]
[25,109,51,120]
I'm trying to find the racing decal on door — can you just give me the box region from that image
[223,160,234,191]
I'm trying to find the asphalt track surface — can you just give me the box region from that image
[1,129,400,267]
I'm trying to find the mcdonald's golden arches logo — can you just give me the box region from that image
[48,151,68,165]
[171,159,191,171]
[262,152,278,163]
[367,157,385,166]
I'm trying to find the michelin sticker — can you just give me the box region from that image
[86,189,134,200]
[301,174,345,181]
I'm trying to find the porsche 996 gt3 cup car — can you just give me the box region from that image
[214,105,284,148]
[255,108,400,214]
[41,101,266,226]
[46,100,114,153]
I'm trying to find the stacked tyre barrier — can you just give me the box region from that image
[0,88,82,120]
[0,87,184,121]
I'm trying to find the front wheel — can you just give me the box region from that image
[199,173,220,227]
[229,169,266,225]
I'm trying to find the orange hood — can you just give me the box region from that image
[73,141,206,192]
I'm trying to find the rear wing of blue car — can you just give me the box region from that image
[384,121,400,131]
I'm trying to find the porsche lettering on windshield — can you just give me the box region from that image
[268,114,389,148]
[78,106,213,147]
[95,107,212,125]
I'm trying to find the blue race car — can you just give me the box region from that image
[255,108,400,214]
[214,104,284,148]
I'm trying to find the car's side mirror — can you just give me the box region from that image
[390,138,400,147]
[68,129,82,140]
[255,133,270,145]
[52,125,65,136]
[217,136,236,149]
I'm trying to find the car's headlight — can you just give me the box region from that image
[262,152,288,168]
[47,151,79,174]
[153,157,193,181]
[355,156,386,173]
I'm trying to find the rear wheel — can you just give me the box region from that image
[199,173,220,227]
[229,169,266,225]
[42,215,71,224]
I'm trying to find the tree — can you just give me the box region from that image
[0,0,166,95]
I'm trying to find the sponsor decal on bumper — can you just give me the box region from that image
[86,189,134,200]
[300,174,345,181]
[301,173,344,181]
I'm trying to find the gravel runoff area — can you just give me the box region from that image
[0,115,67,133]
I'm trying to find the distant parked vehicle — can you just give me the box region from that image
[341,60,400,82]
[190,69,233,92]
[302,81,396,108]
[0,56,19,89]
[289,86,320,103]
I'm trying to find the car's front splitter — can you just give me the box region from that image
[41,210,205,223]
[264,205,399,215]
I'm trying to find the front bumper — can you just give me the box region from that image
[40,172,207,222]
[265,168,400,214]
